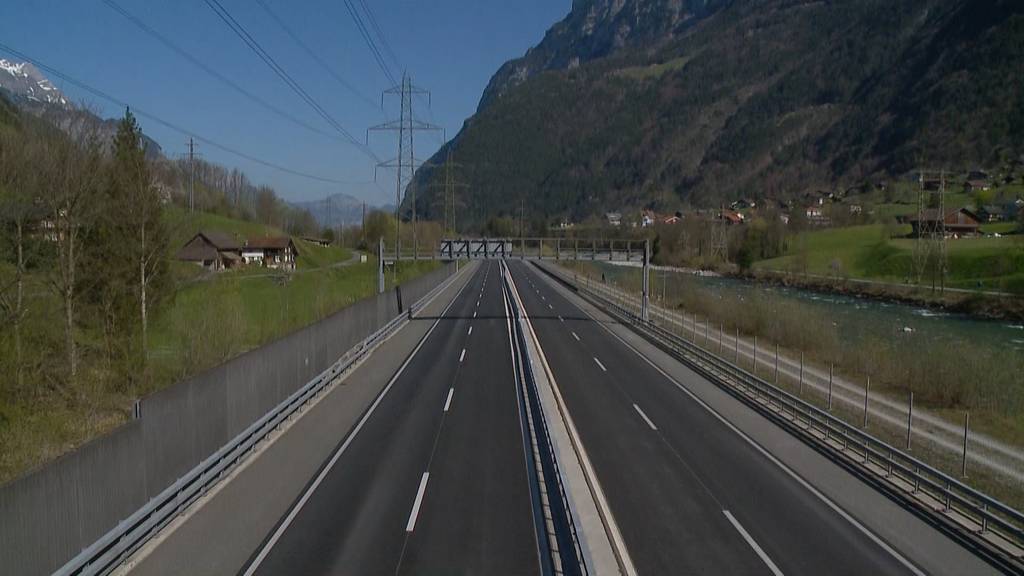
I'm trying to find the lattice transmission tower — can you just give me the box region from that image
[368,72,440,257]
[913,169,948,292]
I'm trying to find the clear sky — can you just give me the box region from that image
[0,0,570,205]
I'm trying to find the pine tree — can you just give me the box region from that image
[102,108,169,377]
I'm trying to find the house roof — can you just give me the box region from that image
[200,230,242,251]
[176,231,241,261]
[247,236,297,251]
[908,208,980,227]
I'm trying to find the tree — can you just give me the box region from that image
[0,127,41,393]
[103,108,169,370]
[40,125,104,387]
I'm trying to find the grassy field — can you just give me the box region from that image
[755,223,1024,293]
[0,208,432,484]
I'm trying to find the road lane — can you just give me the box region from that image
[250,262,538,575]
[508,260,919,575]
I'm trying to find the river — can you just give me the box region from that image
[596,263,1024,353]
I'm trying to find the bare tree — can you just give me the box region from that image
[40,126,103,386]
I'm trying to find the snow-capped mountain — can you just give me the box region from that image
[0,59,70,108]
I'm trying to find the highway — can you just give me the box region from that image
[505,260,924,575]
[245,261,542,575]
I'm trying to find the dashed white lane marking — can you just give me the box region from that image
[444,388,454,412]
[406,473,430,532]
[572,331,580,341]
[723,511,784,576]
[593,357,607,372]
[459,348,466,363]
[468,326,473,336]
[473,311,477,318]
[558,315,564,322]
[548,304,554,310]
[633,404,658,431]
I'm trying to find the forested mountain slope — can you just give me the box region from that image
[410,0,1024,229]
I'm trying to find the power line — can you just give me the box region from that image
[342,0,397,86]
[0,42,365,185]
[252,0,381,112]
[98,0,351,145]
[203,0,379,162]
[355,0,401,71]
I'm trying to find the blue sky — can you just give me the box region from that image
[0,0,570,205]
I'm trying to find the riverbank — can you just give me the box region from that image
[742,269,1024,322]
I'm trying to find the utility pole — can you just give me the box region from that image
[368,72,440,260]
[187,137,196,213]
[914,168,948,292]
[442,148,468,237]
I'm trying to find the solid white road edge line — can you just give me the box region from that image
[507,264,638,576]
[723,510,784,576]
[406,473,430,532]
[241,262,477,576]
[633,404,658,431]
[574,283,928,576]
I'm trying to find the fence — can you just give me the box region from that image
[0,263,455,576]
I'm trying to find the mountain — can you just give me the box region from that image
[0,59,70,108]
[292,192,375,228]
[410,0,1024,230]
[0,59,162,159]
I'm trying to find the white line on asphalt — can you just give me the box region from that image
[558,315,564,322]
[444,388,454,412]
[587,306,928,576]
[460,348,466,363]
[241,266,474,575]
[594,357,607,372]
[473,311,477,318]
[468,326,473,336]
[406,473,430,532]
[633,404,658,431]
[572,331,580,341]
[723,511,784,576]
[548,304,554,310]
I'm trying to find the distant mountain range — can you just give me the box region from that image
[410,0,1024,230]
[0,58,163,159]
[292,192,392,228]
[0,59,70,107]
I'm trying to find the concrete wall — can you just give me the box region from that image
[0,263,454,575]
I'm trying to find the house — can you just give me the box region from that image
[301,236,331,247]
[244,236,299,270]
[805,205,830,226]
[662,213,682,225]
[606,212,622,227]
[177,231,243,271]
[718,210,745,225]
[920,175,943,191]
[908,208,981,238]
[964,180,992,193]
[977,205,1007,222]
[730,198,756,211]
[641,210,656,228]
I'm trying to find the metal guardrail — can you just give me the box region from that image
[503,262,588,576]
[542,263,1024,573]
[57,267,464,576]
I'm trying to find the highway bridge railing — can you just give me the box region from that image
[537,261,1024,574]
[47,263,468,576]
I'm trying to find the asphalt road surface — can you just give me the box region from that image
[506,260,924,576]
[248,261,541,576]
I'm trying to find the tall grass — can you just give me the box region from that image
[572,262,1024,444]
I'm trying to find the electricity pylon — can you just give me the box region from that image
[437,148,469,237]
[368,72,440,259]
